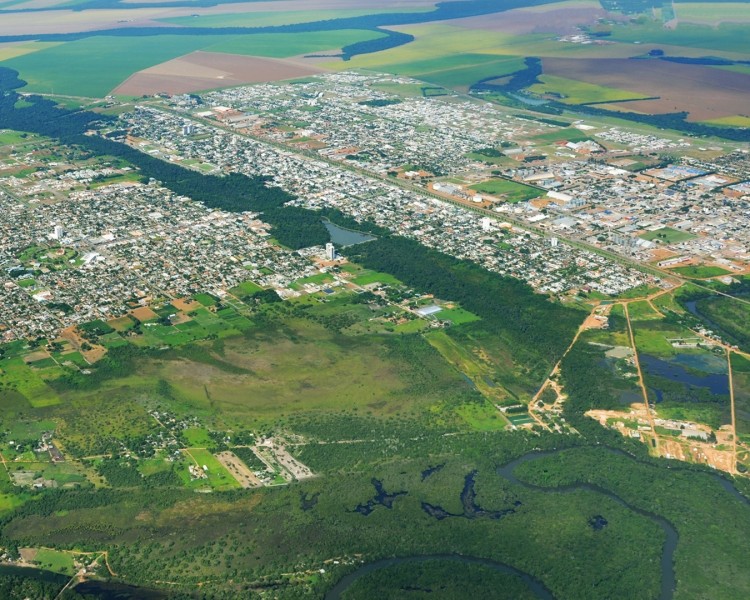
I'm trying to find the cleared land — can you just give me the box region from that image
[543,57,750,121]
[113,51,327,96]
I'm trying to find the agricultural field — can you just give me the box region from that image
[157,7,432,29]
[529,74,651,104]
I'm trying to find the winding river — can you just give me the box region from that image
[326,446,750,600]
[324,554,555,600]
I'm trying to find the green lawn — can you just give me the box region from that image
[469,179,543,203]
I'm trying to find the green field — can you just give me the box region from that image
[529,74,651,104]
[1,30,386,98]
[1,35,226,97]
[670,265,733,278]
[185,448,239,490]
[470,179,543,203]
[31,548,75,576]
[639,227,696,244]
[609,20,750,56]
[0,358,60,407]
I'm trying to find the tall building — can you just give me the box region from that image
[325,243,336,261]
[53,224,65,240]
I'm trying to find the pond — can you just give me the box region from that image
[640,353,729,398]
[324,220,376,247]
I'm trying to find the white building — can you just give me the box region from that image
[325,243,336,260]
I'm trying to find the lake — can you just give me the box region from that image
[324,220,376,247]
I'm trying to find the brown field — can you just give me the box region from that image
[215,451,261,488]
[440,2,612,35]
[112,51,327,96]
[543,57,750,121]
[130,306,159,322]
[171,297,201,312]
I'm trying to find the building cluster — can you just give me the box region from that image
[0,171,315,340]
[121,102,652,299]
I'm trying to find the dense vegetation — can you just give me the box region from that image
[345,236,583,370]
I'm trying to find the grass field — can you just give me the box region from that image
[627,300,662,321]
[185,448,240,491]
[640,227,696,244]
[670,265,732,278]
[469,179,543,203]
[609,20,750,57]
[0,358,60,407]
[529,74,651,104]
[32,548,75,576]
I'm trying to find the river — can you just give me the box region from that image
[326,446,750,600]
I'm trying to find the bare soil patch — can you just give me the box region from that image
[215,450,260,488]
[130,306,159,322]
[543,57,750,121]
[112,51,327,95]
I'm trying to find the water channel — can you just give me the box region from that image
[327,446,750,600]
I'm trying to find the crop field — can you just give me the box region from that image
[674,2,750,24]
[1,30,383,98]
[703,115,750,127]
[529,74,651,104]
[543,57,750,122]
[158,7,432,28]
[0,35,227,97]
[470,178,543,203]
[609,20,750,55]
